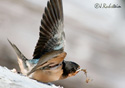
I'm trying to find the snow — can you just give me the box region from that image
[0,66,63,88]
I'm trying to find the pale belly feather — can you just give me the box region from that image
[31,65,63,82]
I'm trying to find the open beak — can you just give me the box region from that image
[77,68,90,83]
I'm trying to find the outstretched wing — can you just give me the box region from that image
[33,0,65,59]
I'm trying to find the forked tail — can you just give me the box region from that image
[8,39,29,75]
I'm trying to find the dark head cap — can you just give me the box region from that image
[61,61,90,83]
[62,61,80,77]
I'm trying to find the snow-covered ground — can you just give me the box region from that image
[0,66,62,88]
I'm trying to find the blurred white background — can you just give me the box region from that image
[0,0,125,88]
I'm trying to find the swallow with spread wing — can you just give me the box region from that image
[8,0,89,83]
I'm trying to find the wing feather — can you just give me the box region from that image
[33,0,65,59]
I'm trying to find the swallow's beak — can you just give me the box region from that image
[76,68,90,83]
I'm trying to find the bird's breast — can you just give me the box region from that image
[31,65,63,82]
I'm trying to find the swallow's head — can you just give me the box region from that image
[61,61,80,78]
[61,61,88,81]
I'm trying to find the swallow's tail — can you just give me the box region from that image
[8,39,29,75]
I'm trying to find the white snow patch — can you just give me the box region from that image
[0,66,63,88]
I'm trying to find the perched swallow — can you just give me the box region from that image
[8,0,89,83]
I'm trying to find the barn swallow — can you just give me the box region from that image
[8,0,89,83]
